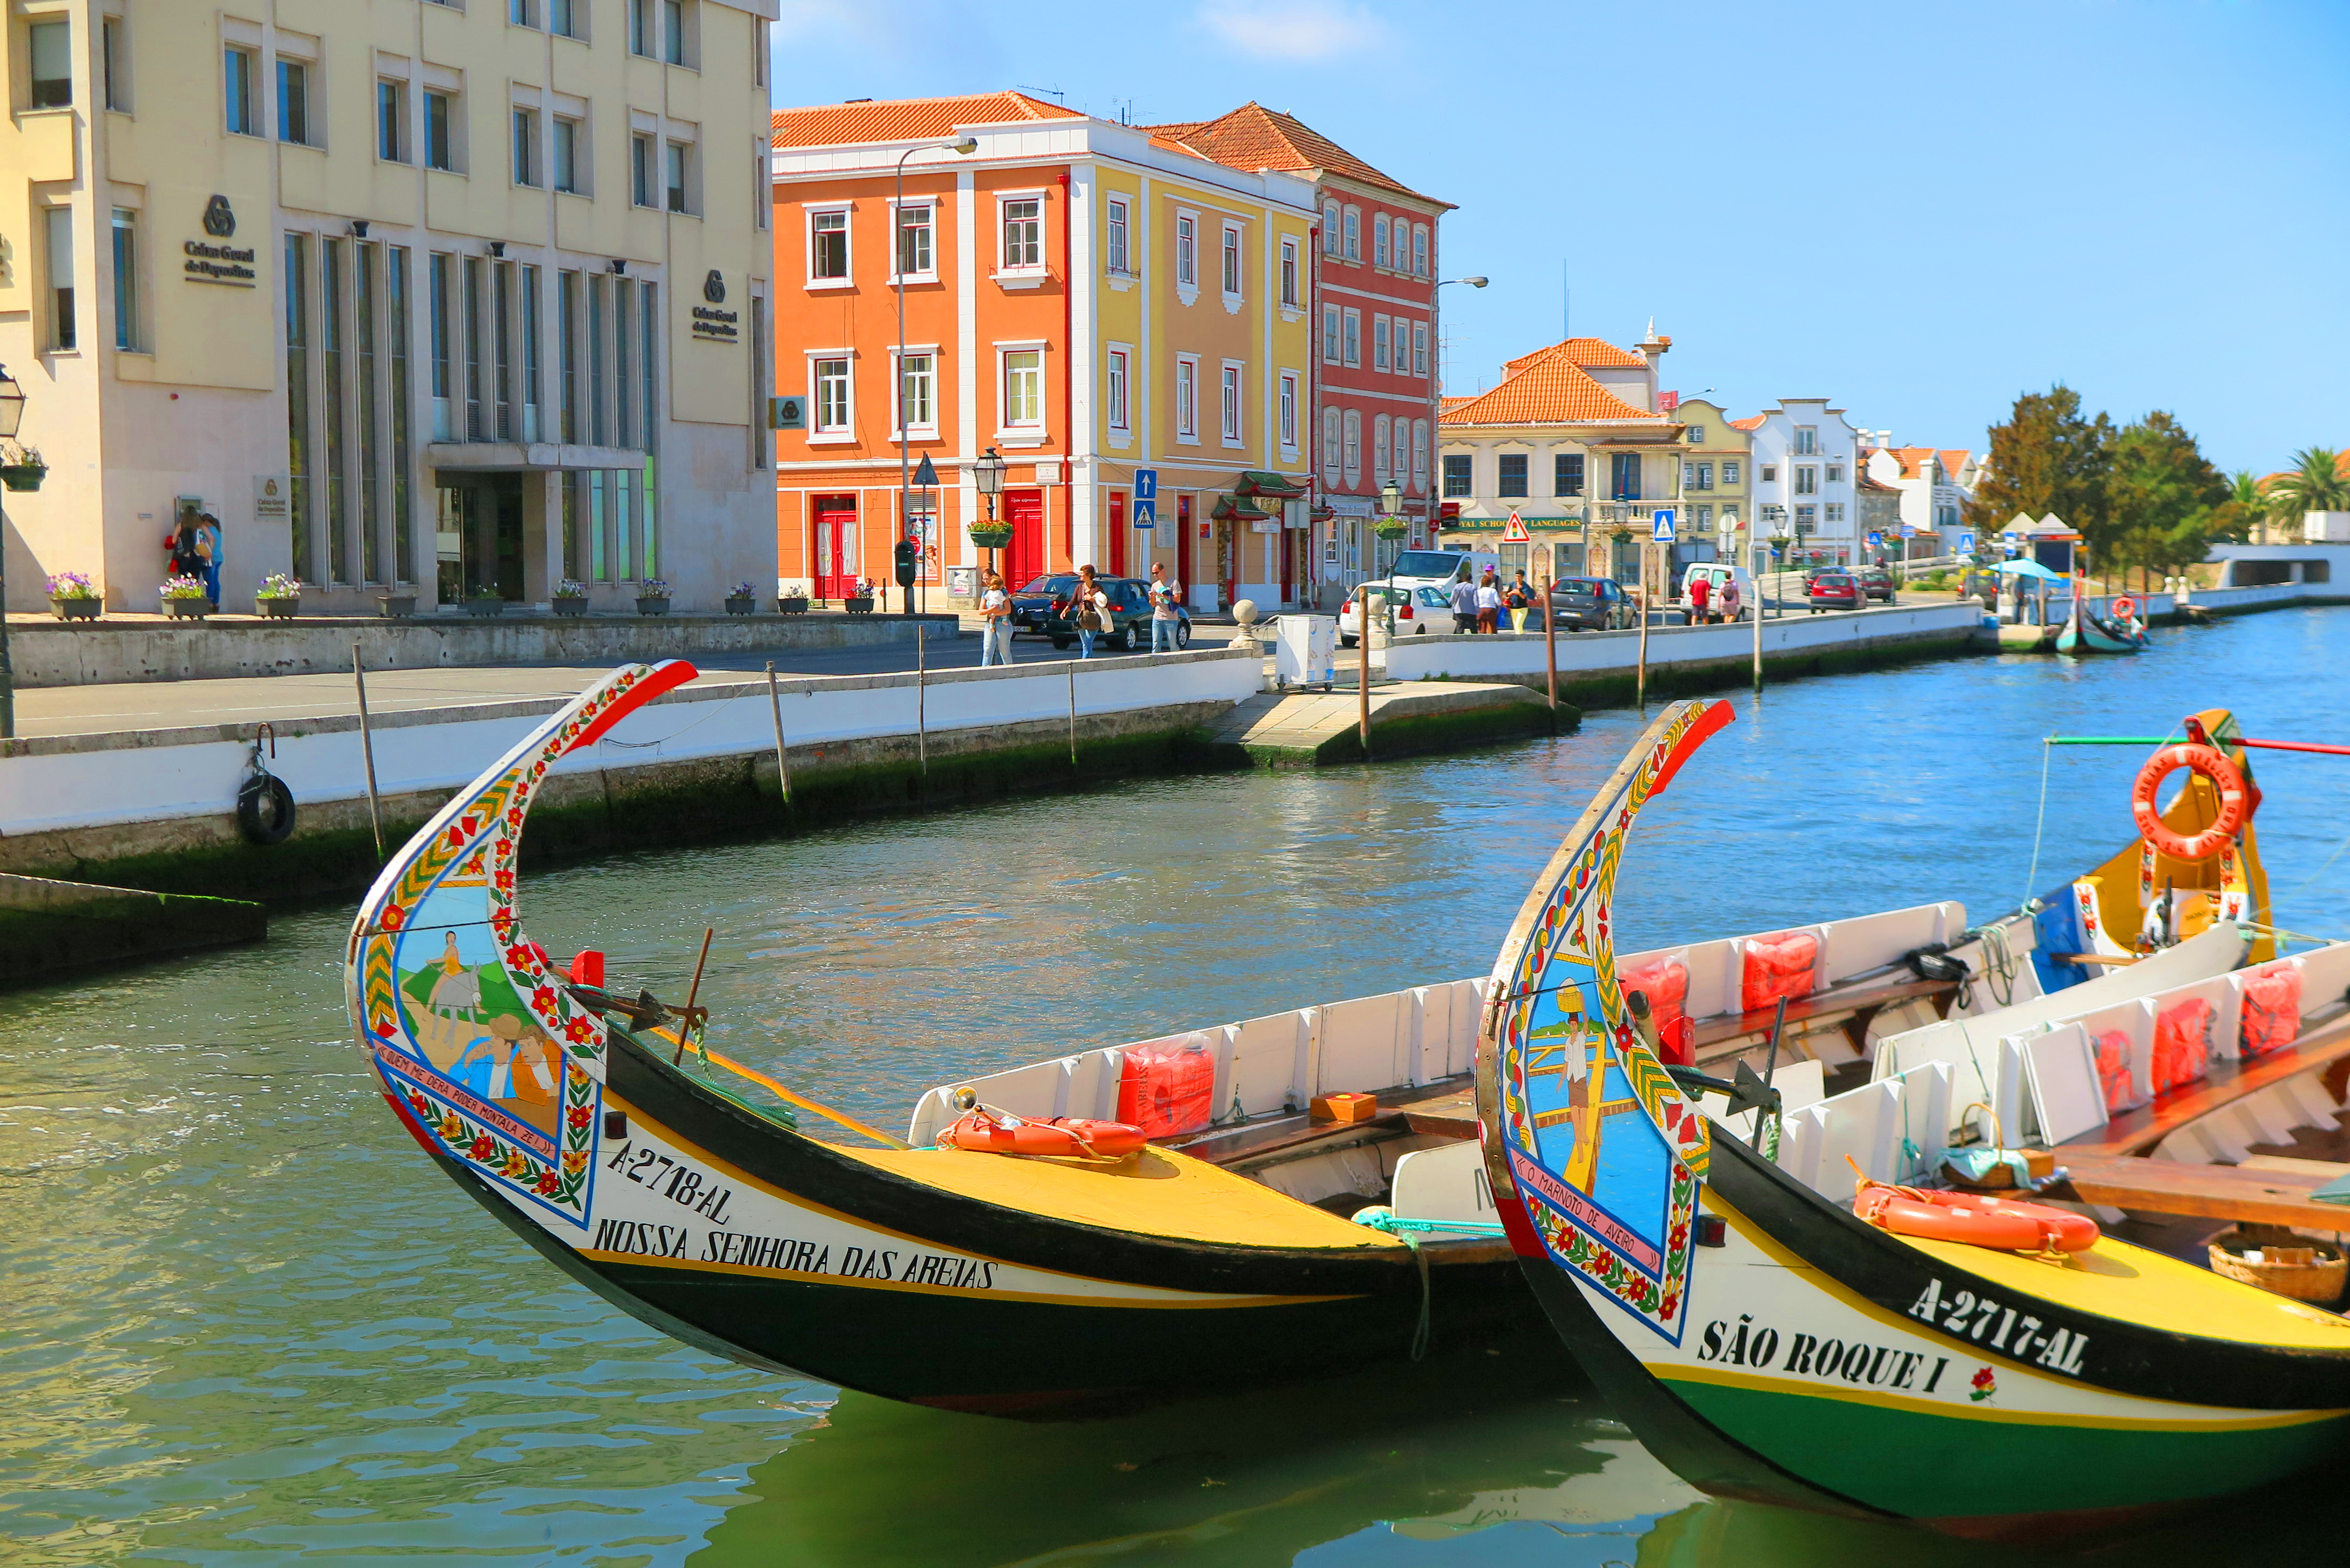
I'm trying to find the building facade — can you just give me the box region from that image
[1145,105,1451,610]
[768,93,1315,611]
[1,0,778,614]
[1738,399,1862,569]
[1435,334,1684,584]
[1671,396,1749,577]
[1859,438,1977,556]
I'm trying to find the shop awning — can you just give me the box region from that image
[1212,496,1277,522]
[1235,470,1308,501]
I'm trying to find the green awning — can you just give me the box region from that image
[1212,496,1276,522]
[1236,471,1308,501]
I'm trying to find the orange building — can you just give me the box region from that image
[769,93,1317,607]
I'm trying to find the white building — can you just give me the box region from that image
[1858,438,1979,553]
[1734,400,1862,568]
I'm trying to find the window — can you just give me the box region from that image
[1174,357,1197,440]
[1610,452,1641,499]
[1373,214,1390,267]
[1322,199,1340,255]
[1372,315,1389,373]
[1342,205,1359,260]
[1440,454,1470,498]
[512,107,539,186]
[225,48,258,136]
[1497,454,1528,498]
[552,0,579,36]
[1220,225,1240,296]
[285,235,311,578]
[1106,197,1128,274]
[1279,239,1298,308]
[1412,322,1427,378]
[1342,410,1362,482]
[1694,504,1712,531]
[1003,349,1043,428]
[1723,459,1740,485]
[110,208,137,350]
[511,0,537,23]
[1393,420,1409,485]
[1002,198,1042,270]
[808,208,847,280]
[1794,426,1818,455]
[630,0,653,55]
[1323,408,1343,484]
[1279,371,1298,450]
[1794,466,1817,495]
[377,81,407,161]
[1825,463,1845,484]
[664,0,687,64]
[1795,503,1816,532]
[895,202,932,278]
[1685,461,1712,490]
[44,207,73,352]
[29,21,69,109]
[665,141,690,212]
[426,91,455,171]
[1554,452,1584,496]
[813,356,849,432]
[1825,503,1845,524]
[1413,421,1429,489]
[752,137,767,227]
[1321,305,1340,364]
[1106,348,1129,431]
[896,352,934,432]
[1341,309,1360,367]
[1174,214,1195,287]
[1760,464,1776,483]
[101,18,123,112]
[552,117,582,191]
[276,58,310,145]
[1220,364,1241,443]
[1412,224,1428,276]
[631,133,654,205]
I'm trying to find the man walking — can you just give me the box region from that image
[1688,571,1711,626]
[977,570,1014,666]
[1449,573,1477,633]
[1147,562,1184,654]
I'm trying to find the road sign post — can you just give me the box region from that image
[1133,468,1157,530]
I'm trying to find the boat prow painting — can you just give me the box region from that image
[1488,699,1734,1348]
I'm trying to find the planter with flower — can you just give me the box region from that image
[725,581,758,616]
[1374,518,1410,540]
[968,523,1015,552]
[47,571,100,621]
[635,579,671,616]
[778,584,811,614]
[843,577,876,614]
[1,443,46,492]
[551,579,590,618]
[254,573,303,619]
[377,590,416,618]
[467,584,507,618]
[161,575,211,619]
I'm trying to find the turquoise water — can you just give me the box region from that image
[6,607,2349,1566]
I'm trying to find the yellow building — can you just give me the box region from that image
[1673,396,1750,572]
[1,0,776,614]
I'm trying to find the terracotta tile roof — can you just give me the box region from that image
[1858,474,1901,493]
[1439,357,1665,427]
[772,92,1080,150]
[1138,103,1448,207]
[1502,337,1648,374]
[1939,448,1971,477]
[1728,414,1766,431]
[1880,445,1941,479]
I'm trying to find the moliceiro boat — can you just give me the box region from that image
[1477,700,2350,1537]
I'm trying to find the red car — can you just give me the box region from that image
[1806,572,1862,613]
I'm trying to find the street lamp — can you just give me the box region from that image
[896,133,978,615]
[972,445,1008,580]
[0,363,24,740]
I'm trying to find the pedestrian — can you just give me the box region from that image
[977,570,1014,667]
[198,513,224,609]
[167,516,205,585]
[1448,573,1477,633]
[1474,570,1503,634]
[1688,571,1711,626]
[1146,560,1184,654]
[1069,564,1108,658]
[1718,573,1741,624]
[1505,571,1531,633]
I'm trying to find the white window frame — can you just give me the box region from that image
[511,104,541,187]
[1373,413,1391,483]
[1279,238,1299,310]
[1342,308,1361,368]
[1372,314,1389,374]
[1322,199,1340,255]
[1106,343,1131,438]
[808,350,854,441]
[1794,465,1818,496]
[1321,305,1341,365]
[1219,360,1244,447]
[1413,223,1429,276]
[552,114,587,193]
[1342,409,1362,486]
[998,341,1047,434]
[889,345,938,438]
[1412,420,1429,490]
[1105,195,1130,276]
[1321,406,1342,485]
[1174,209,1198,294]
[1174,354,1200,443]
[1219,222,1242,301]
[1342,205,1360,261]
[1373,213,1390,269]
[1411,321,1427,378]
[1723,459,1741,485]
[1279,371,1299,455]
[805,203,851,289]
[889,198,936,285]
[997,192,1045,280]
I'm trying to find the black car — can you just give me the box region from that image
[1548,576,1636,631]
[1009,573,1081,637]
[1038,576,1193,651]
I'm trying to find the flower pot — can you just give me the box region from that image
[165,599,210,620]
[551,598,589,617]
[1,464,45,492]
[725,594,756,617]
[377,593,417,618]
[968,527,1015,550]
[259,598,300,619]
[1374,523,1409,540]
[843,596,875,614]
[467,598,507,618]
[777,597,810,616]
[635,596,671,616]
[51,597,100,621]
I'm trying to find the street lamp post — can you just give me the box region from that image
[1427,275,1486,556]
[971,446,1008,580]
[1360,476,1401,757]
[0,364,25,740]
[896,134,977,617]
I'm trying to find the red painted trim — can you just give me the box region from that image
[1646,700,1736,799]
[564,659,700,753]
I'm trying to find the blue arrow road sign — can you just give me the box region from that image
[1651,509,1675,543]
[1132,468,1157,527]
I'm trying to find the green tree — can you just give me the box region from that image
[1966,384,2116,560]
[2261,447,2350,542]
[2107,411,2231,586]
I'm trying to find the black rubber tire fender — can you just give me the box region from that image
[237,771,298,846]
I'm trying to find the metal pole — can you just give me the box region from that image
[0,493,13,740]
[1066,654,1077,769]
[915,623,927,780]
[1542,571,1557,715]
[895,146,916,618]
[1751,549,1764,694]
[353,643,384,861]
[1358,589,1371,759]
[765,660,791,806]
[1636,543,1651,712]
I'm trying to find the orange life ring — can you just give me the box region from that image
[937,1111,1148,1159]
[1857,1184,2100,1254]
[2131,744,2248,862]
[2111,596,2137,619]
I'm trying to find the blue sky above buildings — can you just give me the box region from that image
[767,0,2348,472]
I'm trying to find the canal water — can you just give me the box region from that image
[7,607,2350,1567]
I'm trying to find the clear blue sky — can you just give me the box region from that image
[768,0,2348,472]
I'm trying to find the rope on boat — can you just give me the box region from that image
[2023,739,2055,908]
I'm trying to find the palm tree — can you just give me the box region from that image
[2230,470,2265,544]
[2263,448,2350,543]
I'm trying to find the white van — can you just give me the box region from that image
[1387,548,1497,596]
[1679,561,1757,621]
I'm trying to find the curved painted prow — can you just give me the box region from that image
[343,659,697,1230]
[1476,697,1734,1348]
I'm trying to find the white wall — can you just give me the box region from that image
[1381,601,1982,682]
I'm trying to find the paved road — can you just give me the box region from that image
[9,626,1180,740]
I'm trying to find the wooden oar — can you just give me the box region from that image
[673,927,714,1066]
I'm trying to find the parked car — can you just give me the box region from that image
[1385,548,1495,596]
[1549,576,1637,632]
[1847,564,1896,602]
[1338,581,1454,646]
[1010,573,1079,637]
[1806,572,1862,613]
[1677,562,1757,621]
[1041,576,1192,650]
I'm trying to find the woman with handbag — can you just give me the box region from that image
[1070,565,1109,658]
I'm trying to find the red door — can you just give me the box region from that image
[1003,489,1044,590]
[1108,492,1127,578]
[813,495,856,600]
[1280,523,1296,604]
[1177,496,1196,606]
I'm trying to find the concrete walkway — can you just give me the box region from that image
[1212,679,1552,765]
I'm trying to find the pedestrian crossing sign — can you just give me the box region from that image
[1501,511,1531,543]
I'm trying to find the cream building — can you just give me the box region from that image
[1671,396,1749,575]
[1,0,777,615]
